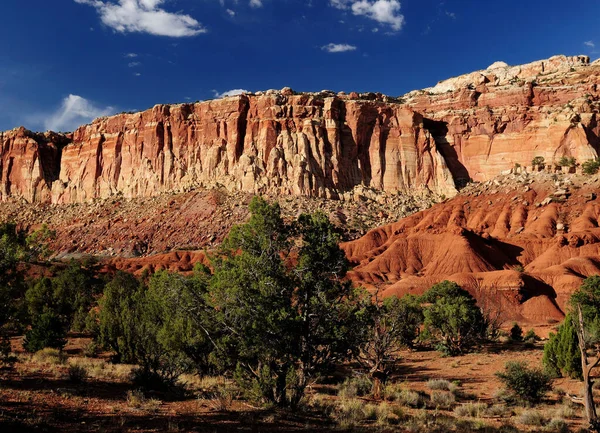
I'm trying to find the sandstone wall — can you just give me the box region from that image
[1,55,600,204]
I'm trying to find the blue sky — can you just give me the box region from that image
[0,0,598,132]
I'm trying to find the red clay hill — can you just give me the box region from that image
[342,171,600,326]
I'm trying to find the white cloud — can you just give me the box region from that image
[330,0,404,31]
[322,43,357,53]
[585,41,595,48]
[213,89,249,98]
[41,95,115,132]
[74,0,206,37]
[128,61,141,67]
[226,9,235,16]
[249,0,263,7]
[124,52,138,57]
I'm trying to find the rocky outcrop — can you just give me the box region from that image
[0,96,456,204]
[1,54,600,204]
[0,128,68,203]
[405,55,600,183]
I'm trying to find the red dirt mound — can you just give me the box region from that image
[342,173,600,325]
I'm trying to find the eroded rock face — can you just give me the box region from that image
[1,54,600,204]
[0,127,68,203]
[405,55,600,183]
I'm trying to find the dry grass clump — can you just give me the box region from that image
[337,375,372,399]
[126,389,161,412]
[519,409,546,426]
[70,357,131,381]
[555,402,577,419]
[335,398,366,429]
[206,382,237,412]
[384,383,423,408]
[545,417,569,433]
[67,363,88,383]
[454,402,487,418]
[430,390,456,409]
[426,379,458,393]
[335,399,402,428]
[32,348,67,365]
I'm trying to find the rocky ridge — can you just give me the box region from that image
[1,55,599,206]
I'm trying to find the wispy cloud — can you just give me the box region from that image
[74,0,206,37]
[249,0,263,7]
[128,61,141,67]
[321,43,357,53]
[213,89,249,98]
[124,52,138,58]
[584,40,595,48]
[330,0,404,31]
[34,94,115,132]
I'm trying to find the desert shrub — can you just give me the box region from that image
[32,348,67,365]
[126,389,161,412]
[509,323,523,341]
[427,379,452,391]
[99,270,209,387]
[555,403,576,419]
[485,404,510,417]
[130,366,184,398]
[519,409,546,426]
[496,362,552,404]
[454,402,487,418]
[420,281,487,355]
[582,158,600,175]
[335,398,367,429]
[430,390,456,409]
[543,314,582,379]
[546,417,569,433]
[558,156,576,168]
[83,341,100,358]
[523,329,540,343]
[337,375,373,399]
[394,389,422,408]
[532,156,545,167]
[355,293,423,397]
[207,382,237,411]
[68,364,88,383]
[24,311,67,352]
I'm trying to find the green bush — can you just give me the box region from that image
[420,281,487,355]
[496,362,552,404]
[338,376,373,398]
[557,156,576,168]
[532,156,545,167]
[98,270,209,386]
[509,323,523,341]
[582,158,600,175]
[24,311,68,352]
[543,314,581,379]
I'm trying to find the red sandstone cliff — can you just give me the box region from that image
[1,54,599,204]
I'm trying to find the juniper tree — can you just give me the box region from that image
[208,197,369,407]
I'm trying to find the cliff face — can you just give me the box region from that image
[405,55,600,183]
[53,95,454,203]
[0,128,67,203]
[1,54,599,204]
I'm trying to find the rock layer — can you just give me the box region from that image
[0,55,599,205]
